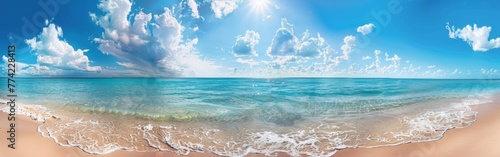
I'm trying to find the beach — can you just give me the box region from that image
[2,0,498,155]
[334,102,500,157]
[2,78,500,156]
[0,109,218,157]
[1,101,499,157]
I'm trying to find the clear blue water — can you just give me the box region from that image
[3,78,500,156]
[6,78,500,124]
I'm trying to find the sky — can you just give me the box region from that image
[1,0,500,78]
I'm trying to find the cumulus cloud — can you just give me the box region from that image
[365,50,382,72]
[211,0,241,19]
[91,0,219,77]
[296,30,326,57]
[357,23,375,35]
[339,35,356,60]
[319,35,356,69]
[23,64,61,75]
[1,56,61,76]
[267,19,297,56]
[427,65,436,69]
[365,50,401,74]
[446,23,500,52]
[25,21,101,72]
[383,52,401,72]
[187,0,200,18]
[267,56,300,69]
[232,30,260,56]
[266,18,328,58]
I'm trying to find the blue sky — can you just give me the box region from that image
[1,0,500,78]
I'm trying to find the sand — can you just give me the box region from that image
[0,108,220,157]
[334,102,500,157]
[1,102,500,157]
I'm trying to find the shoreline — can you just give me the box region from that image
[0,101,499,157]
[0,109,221,157]
[334,102,500,157]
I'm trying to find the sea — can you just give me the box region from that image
[2,78,500,156]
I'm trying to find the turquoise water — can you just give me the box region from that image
[3,78,500,156]
[9,78,500,122]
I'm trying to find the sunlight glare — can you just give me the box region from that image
[250,0,270,14]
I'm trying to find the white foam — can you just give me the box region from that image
[143,124,153,131]
[4,95,497,157]
[243,129,343,157]
[386,98,484,146]
[1,104,51,122]
[89,120,99,125]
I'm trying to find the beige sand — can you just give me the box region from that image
[0,109,225,157]
[1,102,499,157]
[335,103,500,157]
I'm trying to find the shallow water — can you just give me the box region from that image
[2,78,500,156]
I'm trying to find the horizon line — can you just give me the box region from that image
[2,76,499,80]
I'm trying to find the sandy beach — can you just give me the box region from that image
[1,102,500,157]
[334,102,500,157]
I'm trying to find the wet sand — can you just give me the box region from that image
[335,102,500,157]
[1,102,500,157]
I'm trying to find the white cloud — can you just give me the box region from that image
[446,23,500,52]
[362,56,372,60]
[211,0,241,19]
[383,52,401,73]
[23,64,61,75]
[116,62,135,68]
[423,69,444,77]
[481,68,499,75]
[357,23,375,35]
[2,56,61,75]
[344,63,358,74]
[187,0,200,18]
[25,21,101,72]
[401,64,420,73]
[427,65,435,69]
[267,19,297,56]
[91,0,219,77]
[321,35,356,68]
[2,56,28,70]
[296,31,327,57]
[365,50,401,74]
[339,35,356,60]
[267,19,329,58]
[435,69,443,75]
[236,58,260,66]
[160,38,221,76]
[232,30,260,56]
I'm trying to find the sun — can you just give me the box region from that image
[250,0,270,14]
